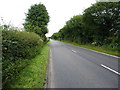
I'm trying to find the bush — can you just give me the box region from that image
[2,59,29,87]
[2,29,43,88]
[2,30,43,61]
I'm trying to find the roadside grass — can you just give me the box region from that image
[10,42,50,88]
[58,40,120,57]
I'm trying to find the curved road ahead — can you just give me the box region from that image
[48,40,119,88]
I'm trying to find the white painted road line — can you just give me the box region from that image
[101,64,120,76]
[48,49,55,88]
[72,50,77,53]
[81,47,120,59]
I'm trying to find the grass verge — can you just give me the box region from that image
[58,40,120,57]
[10,42,50,88]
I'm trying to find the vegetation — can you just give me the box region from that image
[60,40,119,57]
[2,3,50,88]
[2,30,43,61]
[2,28,43,88]
[23,3,49,41]
[51,2,120,55]
[9,42,49,88]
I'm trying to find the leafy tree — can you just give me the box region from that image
[51,2,119,51]
[51,32,59,40]
[83,2,120,45]
[24,3,49,41]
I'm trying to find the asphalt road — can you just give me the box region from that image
[48,40,120,88]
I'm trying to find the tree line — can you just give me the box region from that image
[51,2,120,51]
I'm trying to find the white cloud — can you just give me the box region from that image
[0,0,96,37]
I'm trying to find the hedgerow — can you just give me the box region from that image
[2,29,43,87]
[2,30,43,61]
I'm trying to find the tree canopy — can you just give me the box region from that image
[24,3,49,41]
[51,2,120,51]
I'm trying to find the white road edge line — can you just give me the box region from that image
[72,50,77,53]
[78,47,120,59]
[47,49,55,88]
[101,64,120,76]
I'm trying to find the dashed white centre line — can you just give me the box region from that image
[72,50,77,53]
[101,64,120,76]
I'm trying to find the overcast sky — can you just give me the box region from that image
[0,0,96,37]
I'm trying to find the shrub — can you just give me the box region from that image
[2,30,43,87]
[2,30,43,61]
[2,59,29,87]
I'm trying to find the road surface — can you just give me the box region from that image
[48,40,119,88]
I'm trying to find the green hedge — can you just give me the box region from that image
[2,59,29,87]
[2,30,43,61]
[2,30,43,88]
